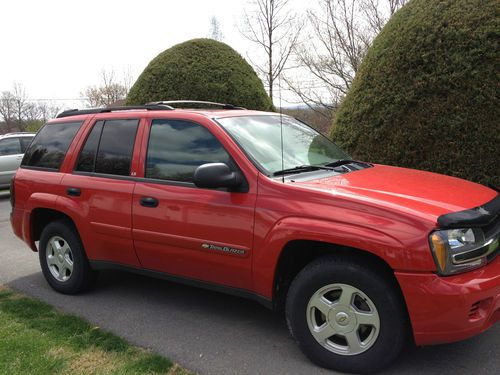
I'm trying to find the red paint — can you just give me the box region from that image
[396,256,500,345]
[11,108,499,347]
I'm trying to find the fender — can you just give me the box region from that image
[252,216,428,298]
[23,193,86,252]
[23,193,60,251]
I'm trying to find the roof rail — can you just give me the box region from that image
[56,104,174,119]
[146,100,246,110]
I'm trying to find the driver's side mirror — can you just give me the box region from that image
[193,163,245,191]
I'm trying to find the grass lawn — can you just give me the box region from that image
[0,287,189,374]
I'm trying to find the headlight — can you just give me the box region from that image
[429,228,494,275]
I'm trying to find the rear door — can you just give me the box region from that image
[0,137,23,186]
[132,118,257,290]
[60,118,142,267]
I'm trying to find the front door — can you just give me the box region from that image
[132,119,256,290]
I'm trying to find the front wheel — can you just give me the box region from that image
[286,255,408,374]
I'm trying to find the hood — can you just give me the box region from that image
[293,164,498,223]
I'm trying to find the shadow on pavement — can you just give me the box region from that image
[7,269,499,375]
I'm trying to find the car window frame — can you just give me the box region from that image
[74,120,104,174]
[141,118,248,191]
[20,121,84,172]
[73,118,140,178]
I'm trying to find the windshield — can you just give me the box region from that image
[217,115,350,176]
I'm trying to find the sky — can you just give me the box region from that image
[0,0,304,108]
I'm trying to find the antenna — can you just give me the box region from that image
[278,74,285,183]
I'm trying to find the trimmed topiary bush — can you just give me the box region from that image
[331,0,499,186]
[127,38,273,111]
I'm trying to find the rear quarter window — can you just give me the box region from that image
[22,121,82,170]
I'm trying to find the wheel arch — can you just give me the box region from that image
[30,207,78,247]
[272,240,407,316]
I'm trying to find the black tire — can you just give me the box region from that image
[286,255,408,374]
[39,220,97,294]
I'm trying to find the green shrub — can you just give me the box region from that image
[127,38,273,111]
[331,0,499,186]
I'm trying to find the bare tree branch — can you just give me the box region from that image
[208,16,224,41]
[0,91,16,133]
[81,69,128,108]
[0,83,62,133]
[240,0,302,102]
[286,0,406,111]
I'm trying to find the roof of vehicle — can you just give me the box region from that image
[0,132,36,139]
[52,101,279,123]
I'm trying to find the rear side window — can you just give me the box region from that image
[75,119,139,176]
[145,119,231,182]
[75,121,103,172]
[0,138,21,156]
[22,122,82,170]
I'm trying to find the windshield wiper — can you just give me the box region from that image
[324,159,355,168]
[273,164,336,177]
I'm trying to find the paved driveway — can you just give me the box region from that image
[0,192,498,375]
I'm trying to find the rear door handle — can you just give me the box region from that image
[140,197,159,208]
[67,187,81,197]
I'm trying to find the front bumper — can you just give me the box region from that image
[396,255,500,346]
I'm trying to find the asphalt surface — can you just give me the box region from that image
[0,191,498,375]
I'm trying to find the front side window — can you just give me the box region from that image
[22,121,82,170]
[75,119,138,176]
[217,115,350,176]
[146,119,231,182]
[0,138,21,156]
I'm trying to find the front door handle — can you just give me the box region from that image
[67,187,81,197]
[140,197,159,208]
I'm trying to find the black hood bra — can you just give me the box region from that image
[437,191,500,228]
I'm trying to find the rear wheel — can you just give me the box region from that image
[39,220,97,294]
[286,255,408,374]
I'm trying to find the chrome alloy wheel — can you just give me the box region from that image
[46,236,74,282]
[306,283,380,356]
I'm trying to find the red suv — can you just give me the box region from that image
[10,101,499,373]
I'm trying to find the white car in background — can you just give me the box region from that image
[0,132,35,189]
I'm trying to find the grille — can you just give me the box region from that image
[468,302,480,319]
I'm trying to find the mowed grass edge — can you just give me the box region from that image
[0,286,190,374]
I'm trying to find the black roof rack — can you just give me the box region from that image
[146,100,246,110]
[56,104,174,118]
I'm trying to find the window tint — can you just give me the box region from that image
[0,138,21,156]
[75,121,104,172]
[146,119,231,182]
[22,122,82,169]
[19,137,34,153]
[94,119,138,176]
